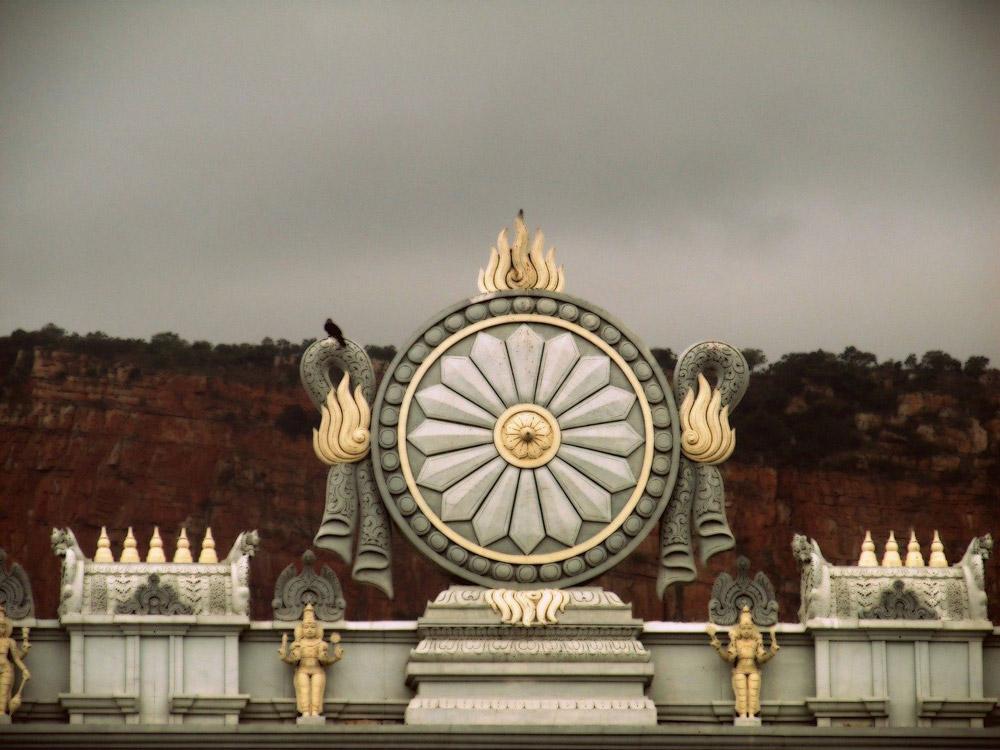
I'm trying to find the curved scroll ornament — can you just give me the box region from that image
[659,342,749,596]
[477,212,565,293]
[657,459,696,598]
[300,336,393,599]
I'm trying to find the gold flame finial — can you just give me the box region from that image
[477,213,565,293]
[312,373,372,465]
[679,373,736,464]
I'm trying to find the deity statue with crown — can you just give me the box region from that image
[278,603,343,720]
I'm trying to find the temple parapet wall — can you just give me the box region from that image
[794,533,993,624]
[51,528,259,620]
[794,533,997,728]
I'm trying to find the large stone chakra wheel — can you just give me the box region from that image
[372,291,679,588]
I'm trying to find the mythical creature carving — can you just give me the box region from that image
[709,556,779,627]
[224,530,259,617]
[272,550,346,622]
[301,335,393,599]
[51,528,87,616]
[0,549,34,621]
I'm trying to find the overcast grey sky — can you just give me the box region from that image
[2,1,998,364]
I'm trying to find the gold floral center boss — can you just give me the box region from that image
[494,404,561,468]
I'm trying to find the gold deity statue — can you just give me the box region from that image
[0,604,31,718]
[707,605,779,720]
[278,604,343,718]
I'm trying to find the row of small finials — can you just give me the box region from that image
[92,526,221,564]
[857,530,949,568]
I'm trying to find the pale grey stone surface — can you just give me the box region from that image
[794,534,998,728]
[403,586,656,726]
[271,550,345,622]
[7,619,1000,730]
[708,556,779,626]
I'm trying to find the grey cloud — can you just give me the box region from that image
[1,1,997,363]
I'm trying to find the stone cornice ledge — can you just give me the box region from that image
[806,697,888,719]
[169,694,250,715]
[643,621,811,646]
[57,692,138,714]
[244,620,418,644]
[656,700,810,724]
[918,697,999,720]
[805,618,994,635]
[2,725,1000,749]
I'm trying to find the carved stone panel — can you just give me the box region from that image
[271,550,346,621]
[0,547,34,620]
[708,556,778,626]
[372,291,679,589]
[115,574,194,615]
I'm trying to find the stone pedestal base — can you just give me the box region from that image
[405,586,656,726]
[296,714,326,726]
[734,716,762,727]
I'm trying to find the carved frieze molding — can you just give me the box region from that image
[432,586,626,609]
[419,625,641,640]
[410,637,648,662]
[409,697,654,712]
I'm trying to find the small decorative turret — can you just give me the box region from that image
[198,527,218,563]
[173,528,193,563]
[120,527,140,563]
[905,531,925,567]
[857,530,878,566]
[146,526,166,563]
[881,531,902,567]
[94,526,114,563]
[928,530,948,567]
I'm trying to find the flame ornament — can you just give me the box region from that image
[679,372,736,464]
[312,373,372,465]
[484,588,570,627]
[477,213,565,293]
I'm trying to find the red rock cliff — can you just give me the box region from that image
[1,348,997,622]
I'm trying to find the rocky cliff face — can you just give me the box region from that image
[2,348,997,622]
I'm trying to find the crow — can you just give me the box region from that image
[324,318,346,348]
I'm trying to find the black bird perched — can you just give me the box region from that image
[324,318,346,347]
